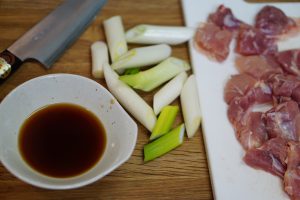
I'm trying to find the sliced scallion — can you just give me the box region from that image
[150,105,179,141]
[111,44,171,70]
[144,124,185,162]
[119,57,190,92]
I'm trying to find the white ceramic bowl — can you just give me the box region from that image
[0,74,137,189]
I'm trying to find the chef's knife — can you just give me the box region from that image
[0,0,107,84]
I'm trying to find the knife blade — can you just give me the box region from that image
[0,0,107,84]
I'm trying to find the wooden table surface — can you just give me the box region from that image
[0,0,213,199]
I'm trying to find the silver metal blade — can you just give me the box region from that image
[8,0,107,68]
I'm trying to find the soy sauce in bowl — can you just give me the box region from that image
[18,103,106,178]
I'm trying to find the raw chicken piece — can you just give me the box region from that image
[227,82,272,127]
[235,55,283,79]
[276,50,300,76]
[292,86,300,103]
[228,94,255,126]
[238,112,269,150]
[221,4,300,197]
[255,5,296,36]
[251,82,273,103]
[244,137,288,178]
[208,4,243,31]
[264,100,300,141]
[236,27,278,56]
[224,74,257,104]
[267,74,300,98]
[284,142,300,200]
[195,23,233,62]
[225,77,272,150]
[224,72,273,106]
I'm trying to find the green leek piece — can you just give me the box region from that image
[124,67,140,75]
[119,57,190,92]
[144,124,185,162]
[150,105,179,141]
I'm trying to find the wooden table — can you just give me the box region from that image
[0,0,213,199]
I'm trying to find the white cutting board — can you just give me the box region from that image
[181,0,300,200]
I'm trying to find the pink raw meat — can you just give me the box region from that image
[255,5,296,36]
[195,23,233,62]
[224,74,257,104]
[267,74,300,98]
[292,86,300,103]
[264,100,300,141]
[284,142,300,200]
[227,82,272,128]
[244,137,288,178]
[238,112,269,150]
[236,27,278,56]
[276,50,300,76]
[228,94,255,127]
[220,4,300,198]
[208,4,243,31]
[235,55,283,79]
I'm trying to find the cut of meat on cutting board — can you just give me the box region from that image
[181,0,300,200]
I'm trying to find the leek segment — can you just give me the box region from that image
[180,75,201,138]
[103,16,128,62]
[111,44,171,70]
[144,124,185,162]
[91,41,109,79]
[124,67,140,75]
[103,63,157,131]
[125,24,195,45]
[119,57,190,92]
[150,106,179,141]
[153,71,187,115]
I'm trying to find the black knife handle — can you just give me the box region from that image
[0,50,23,84]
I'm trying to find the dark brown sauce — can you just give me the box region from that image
[18,103,106,178]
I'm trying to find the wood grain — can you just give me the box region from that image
[0,0,213,199]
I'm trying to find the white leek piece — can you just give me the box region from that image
[144,124,185,162]
[91,41,109,79]
[153,71,187,115]
[103,16,128,62]
[103,63,156,131]
[125,24,195,45]
[119,57,190,92]
[111,44,171,70]
[180,75,201,138]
